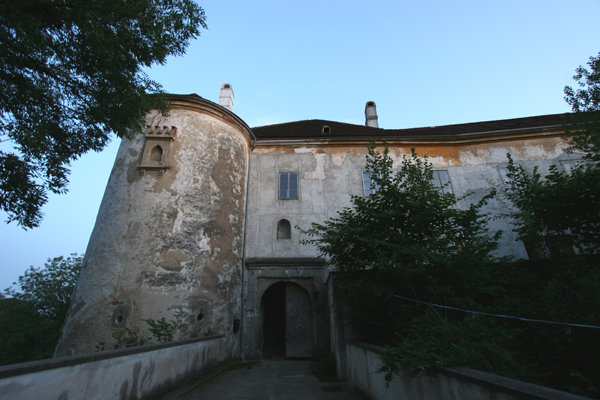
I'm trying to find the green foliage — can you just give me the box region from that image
[333,256,600,397]
[499,52,600,257]
[0,254,82,365]
[203,327,214,337]
[111,317,178,349]
[334,265,513,368]
[0,296,64,364]
[111,327,146,348]
[4,254,82,319]
[145,317,177,343]
[379,309,519,382]
[504,154,600,255]
[0,0,207,228]
[305,142,526,386]
[497,256,600,396]
[311,348,337,382]
[302,143,499,274]
[375,54,600,397]
[564,52,600,161]
[306,141,600,396]
[503,53,600,256]
[306,142,505,362]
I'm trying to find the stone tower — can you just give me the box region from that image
[55,92,254,356]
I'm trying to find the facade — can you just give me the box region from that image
[56,85,574,359]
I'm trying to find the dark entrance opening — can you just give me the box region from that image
[261,281,286,357]
[260,281,314,358]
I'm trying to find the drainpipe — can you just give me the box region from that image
[240,133,256,361]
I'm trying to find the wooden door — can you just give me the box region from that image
[285,283,313,358]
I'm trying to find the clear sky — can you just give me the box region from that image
[1,0,600,289]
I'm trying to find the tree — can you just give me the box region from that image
[303,143,500,275]
[504,154,600,256]
[0,0,207,228]
[303,143,503,342]
[302,144,511,376]
[302,144,600,397]
[1,254,82,364]
[502,53,600,256]
[4,254,83,319]
[564,52,600,160]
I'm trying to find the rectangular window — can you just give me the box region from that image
[560,160,582,175]
[498,166,512,185]
[432,170,453,194]
[279,172,298,199]
[362,171,379,196]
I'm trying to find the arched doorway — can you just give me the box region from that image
[260,281,314,358]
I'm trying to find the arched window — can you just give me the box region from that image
[277,219,291,239]
[150,145,163,163]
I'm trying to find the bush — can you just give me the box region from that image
[0,254,82,365]
[335,255,600,397]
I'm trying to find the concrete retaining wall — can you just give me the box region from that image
[0,335,229,400]
[345,342,592,400]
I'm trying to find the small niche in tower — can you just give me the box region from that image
[150,145,163,163]
[139,125,177,174]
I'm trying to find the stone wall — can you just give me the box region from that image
[344,342,592,400]
[0,336,229,400]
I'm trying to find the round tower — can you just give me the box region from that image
[55,92,254,356]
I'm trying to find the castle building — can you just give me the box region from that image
[55,85,572,359]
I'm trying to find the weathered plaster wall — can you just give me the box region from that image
[56,104,250,356]
[245,137,573,261]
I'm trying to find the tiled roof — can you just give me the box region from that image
[251,113,568,141]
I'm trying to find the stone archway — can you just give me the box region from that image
[260,281,314,358]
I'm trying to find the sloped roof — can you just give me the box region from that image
[251,113,568,142]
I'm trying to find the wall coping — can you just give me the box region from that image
[347,341,592,400]
[0,334,225,379]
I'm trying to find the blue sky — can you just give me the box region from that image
[1,0,600,289]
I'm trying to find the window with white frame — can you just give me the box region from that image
[432,170,453,194]
[362,171,379,196]
[279,172,298,199]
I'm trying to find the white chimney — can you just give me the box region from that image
[219,83,234,111]
[365,101,378,128]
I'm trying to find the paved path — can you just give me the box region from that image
[160,359,364,400]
